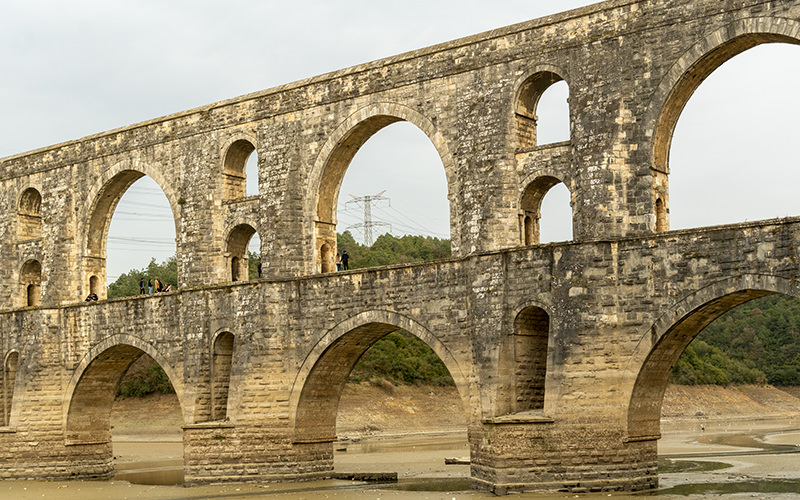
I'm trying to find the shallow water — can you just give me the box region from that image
[5,421,800,499]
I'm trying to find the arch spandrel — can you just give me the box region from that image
[622,274,793,440]
[289,310,472,442]
[647,17,800,173]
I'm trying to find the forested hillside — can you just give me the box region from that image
[673,294,800,386]
[336,231,451,269]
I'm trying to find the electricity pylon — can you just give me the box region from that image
[346,191,391,246]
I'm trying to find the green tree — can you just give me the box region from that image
[336,231,450,270]
[350,331,455,386]
[108,255,178,299]
[672,295,800,386]
[248,251,262,280]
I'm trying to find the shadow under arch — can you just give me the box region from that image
[81,159,182,296]
[496,298,556,417]
[63,334,184,444]
[649,17,800,173]
[623,274,794,440]
[289,310,471,444]
[306,103,459,272]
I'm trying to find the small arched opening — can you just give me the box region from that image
[20,259,42,307]
[515,71,570,148]
[223,139,258,200]
[520,176,573,245]
[18,187,42,240]
[320,243,333,273]
[2,351,19,426]
[225,224,260,282]
[512,306,550,414]
[655,197,668,233]
[211,332,235,422]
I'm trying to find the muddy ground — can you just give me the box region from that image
[4,384,800,499]
[110,383,800,441]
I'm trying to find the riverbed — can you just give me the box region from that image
[4,418,800,499]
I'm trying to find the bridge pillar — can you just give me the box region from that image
[470,421,657,494]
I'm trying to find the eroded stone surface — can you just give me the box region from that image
[2,0,800,493]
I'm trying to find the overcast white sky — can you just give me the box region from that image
[1,1,798,281]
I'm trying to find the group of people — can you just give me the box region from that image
[139,277,172,295]
[335,250,350,271]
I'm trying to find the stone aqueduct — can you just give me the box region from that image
[1,0,799,493]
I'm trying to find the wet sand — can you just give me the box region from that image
[4,419,800,499]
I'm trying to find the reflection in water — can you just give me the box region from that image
[660,479,800,496]
[115,467,184,486]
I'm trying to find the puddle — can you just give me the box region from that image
[658,479,800,495]
[657,458,731,474]
[115,466,184,485]
[388,478,473,492]
[114,458,184,485]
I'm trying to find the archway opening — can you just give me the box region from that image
[520,177,573,245]
[2,351,19,427]
[223,139,258,199]
[294,322,468,478]
[210,332,235,422]
[515,72,570,149]
[225,224,260,282]
[629,289,776,441]
[658,41,800,231]
[317,118,451,272]
[510,306,550,414]
[627,289,800,491]
[18,187,42,240]
[67,344,182,483]
[98,175,177,300]
[20,259,41,307]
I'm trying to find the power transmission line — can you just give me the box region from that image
[345,191,391,246]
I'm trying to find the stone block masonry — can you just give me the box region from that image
[2,0,800,493]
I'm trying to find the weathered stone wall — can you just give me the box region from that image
[1,0,799,493]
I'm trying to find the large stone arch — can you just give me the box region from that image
[63,334,184,444]
[306,103,460,272]
[289,310,471,444]
[80,159,182,296]
[649,17,800,173]
[623,274,793,441]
